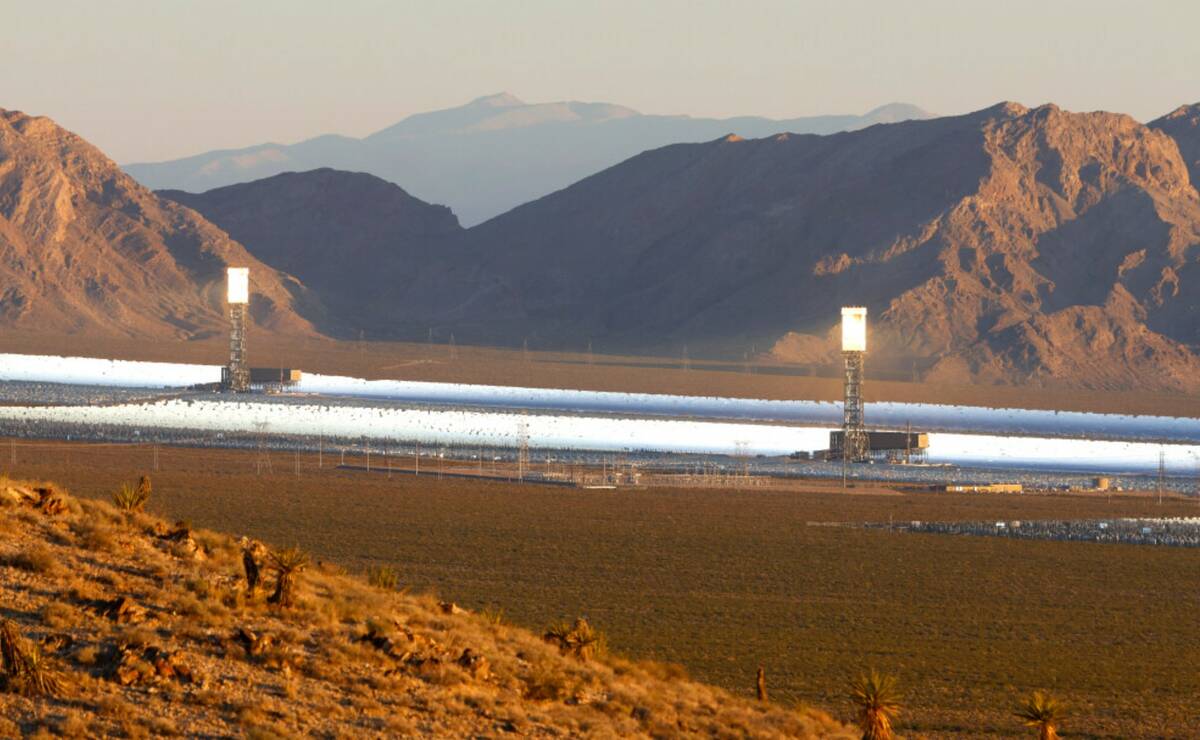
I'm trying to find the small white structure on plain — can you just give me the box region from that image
[227,267,250,305]
[841,306,867,352]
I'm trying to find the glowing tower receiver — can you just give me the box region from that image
[841,306,866,352]
[840,307,869,463]
[222,268,250,392]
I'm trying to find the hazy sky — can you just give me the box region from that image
[4,0,1197,163]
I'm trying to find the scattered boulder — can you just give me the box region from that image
[110,644,196,686]
[98,597,148,624]
[232,627,274,658]
[158,525,206,561]
[456,648,491,681]
[0,485,68,515]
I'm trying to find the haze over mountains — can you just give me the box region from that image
[0,109,317,339]
[126,93,931,225]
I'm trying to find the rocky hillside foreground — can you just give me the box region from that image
[0,480,850,738]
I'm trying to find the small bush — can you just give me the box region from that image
[71,519,117,552]
[850,669,903,740]
[367,565,399,591]
[0,619,65,697]
[41,602,81,630]
[267,546,309,609]
[523,663,575,701]
[7,544,59,575]
[544,617,607,662]
[72,645,100,666]
[112,476,151,513]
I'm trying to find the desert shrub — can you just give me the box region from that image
[523,663,575,701]
[7,544,59,575]
[54,710,90,739]
[367,565,399,591]
[267,546,310,609]
[115,626,159,650]
[184,577,213,600]
[850,669,902,740]
[481,605,506,625]
[71,518,117,552]
[543,617,606,662]
[145,716,178,736]
[72,645,100,666]
[0,619,65,697]
[1015,691,1064,740]
[112,476,151,513]
[41,602,82,630]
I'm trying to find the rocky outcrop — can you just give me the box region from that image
[1150,103,1200,195]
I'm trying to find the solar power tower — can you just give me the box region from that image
[222,267,251,392]
[841,307,870,463]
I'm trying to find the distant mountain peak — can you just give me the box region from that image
[467,92,525,108]
[125,96,935,225]
[861,102,933,121]
[1158,103,1200,122]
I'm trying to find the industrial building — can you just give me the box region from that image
[829,430,928,463]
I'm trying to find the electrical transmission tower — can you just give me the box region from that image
[1157,446,1166,505]
[254,421,272,475]
[516,418,530,482]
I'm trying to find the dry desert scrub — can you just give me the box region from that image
[0,477,854,738]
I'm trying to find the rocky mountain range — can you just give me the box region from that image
[126,93,930,225]
[0,109,317,340]
[7,100,1200,391]
[164,101,1200,391]
[159,169,461,330]
[1151,103,1200,192]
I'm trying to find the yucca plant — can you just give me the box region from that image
[112,477,150,512]
[267,546,309,608]
[1015,691,1064,740]
[10,644,64,697]
[0,619,21,675]
[849,669,902,740]
[367,565,399,591]
[543,617,606,662]
[0,619,64,697]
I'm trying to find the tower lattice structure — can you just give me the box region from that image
[223,303,250,392]
[842,350,869,463]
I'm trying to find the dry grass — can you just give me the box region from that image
[0,477,853,738]
[5,545,60,575]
